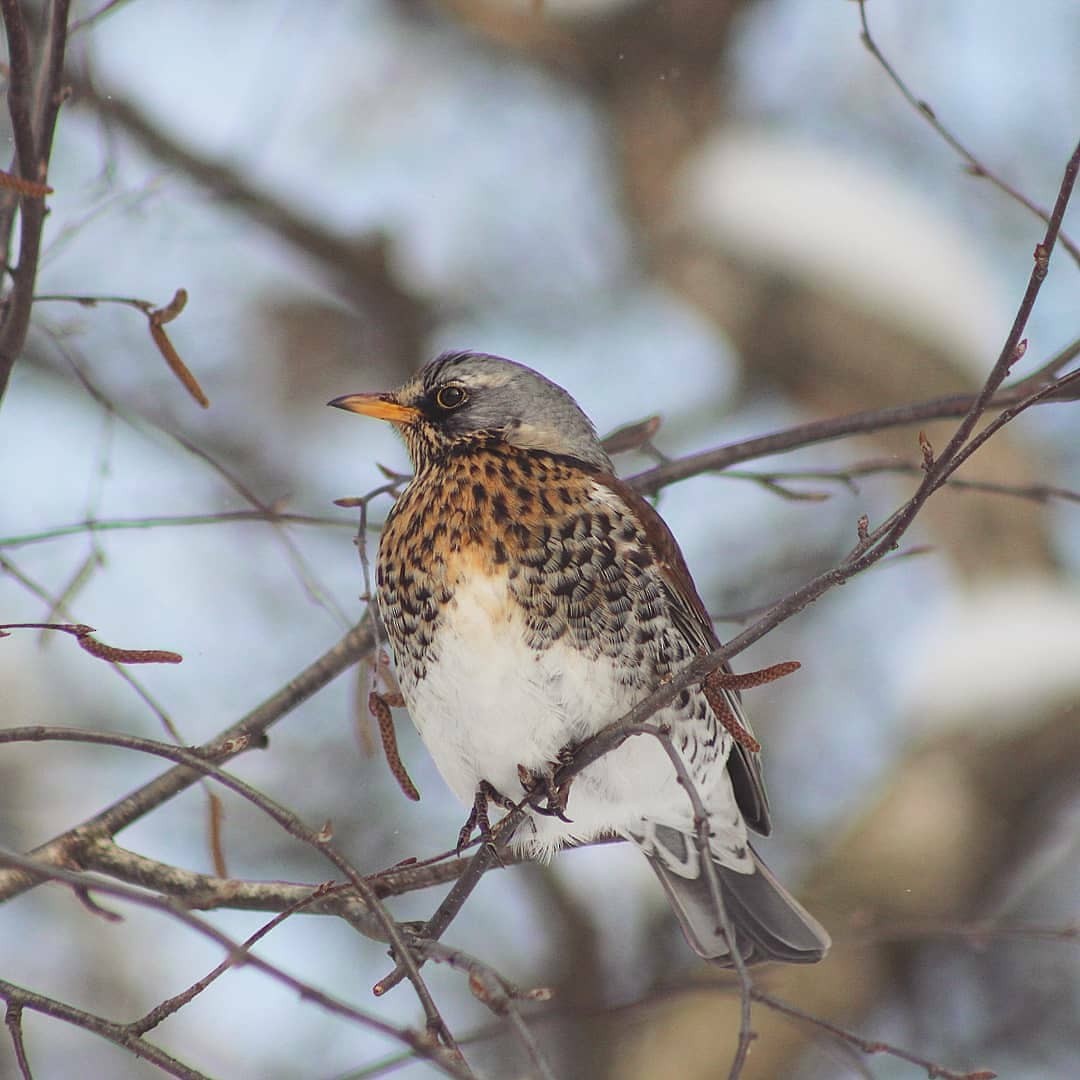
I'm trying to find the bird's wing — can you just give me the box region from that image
[598,474,772,836]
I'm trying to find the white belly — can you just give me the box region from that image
[397,571,694,859]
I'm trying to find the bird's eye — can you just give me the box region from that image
[435,385,469,410]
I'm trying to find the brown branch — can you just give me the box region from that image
[4,1001,33,1080]
[0,617,378,903]
[373,816,524,997]
[129,884,338,1036]
[0,722,459,1048]
[0,976,210,1080]
[628,333,1080,498]
[76,836,470,918]
[33,289,209,408]
[0,850,474,1079]
[0,0,72,403]
[0,722,465,1059]
[413,940,556,1080]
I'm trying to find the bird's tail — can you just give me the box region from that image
[644,844,830,965]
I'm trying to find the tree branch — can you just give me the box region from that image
[0,849,475,1079]
[0,618,378,902]
[0,0,71,403]
[629,335,1080,497]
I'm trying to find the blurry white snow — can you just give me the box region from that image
[899,578,1080,732]
[675,129,1007,366]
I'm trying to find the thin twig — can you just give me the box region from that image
[0,509,354,549]
[629,336,1080,498]
[0,976,207,1080]
[129,884,338,1035]
[857,0,1080,269]
[753,989,996,1080]
[639,724,756,1078]
[0,552,186,734]
[0,616,379,903]
[0,851,474,1079]
[169,430,351,626]
[0,723,461,1057]
[373,818,524,997]
[723,461,1080,506]
[414,940,556,1080]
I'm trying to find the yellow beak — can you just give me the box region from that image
[327,393,419,424]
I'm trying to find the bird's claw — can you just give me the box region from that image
[517,761,574,822]
[457,780,513,859]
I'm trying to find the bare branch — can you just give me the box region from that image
[0,850,475,1079]
[638,722,756,1078]
[753,989,997,1080]
[0,509,354,549]
[0,0,72,403]
[0,976,210,1080]
[629,334,1080,498]
[0,617,378,902]
[857,0,1080,270]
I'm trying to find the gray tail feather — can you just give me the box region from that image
[646,845,830,966]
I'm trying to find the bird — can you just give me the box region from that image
[329,350,829,965]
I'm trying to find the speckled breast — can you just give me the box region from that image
[375,442,696,699]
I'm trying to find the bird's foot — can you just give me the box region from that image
[517,760,574,822]
[457,780,514,857]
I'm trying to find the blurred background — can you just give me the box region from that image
[1,1,1078,1077]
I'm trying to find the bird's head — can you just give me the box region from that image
[329,351,612,474]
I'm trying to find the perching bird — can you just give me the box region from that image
[330,351,829,965]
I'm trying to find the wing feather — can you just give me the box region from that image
[598,474,772,836]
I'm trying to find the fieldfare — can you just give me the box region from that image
[330,351,829,965]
